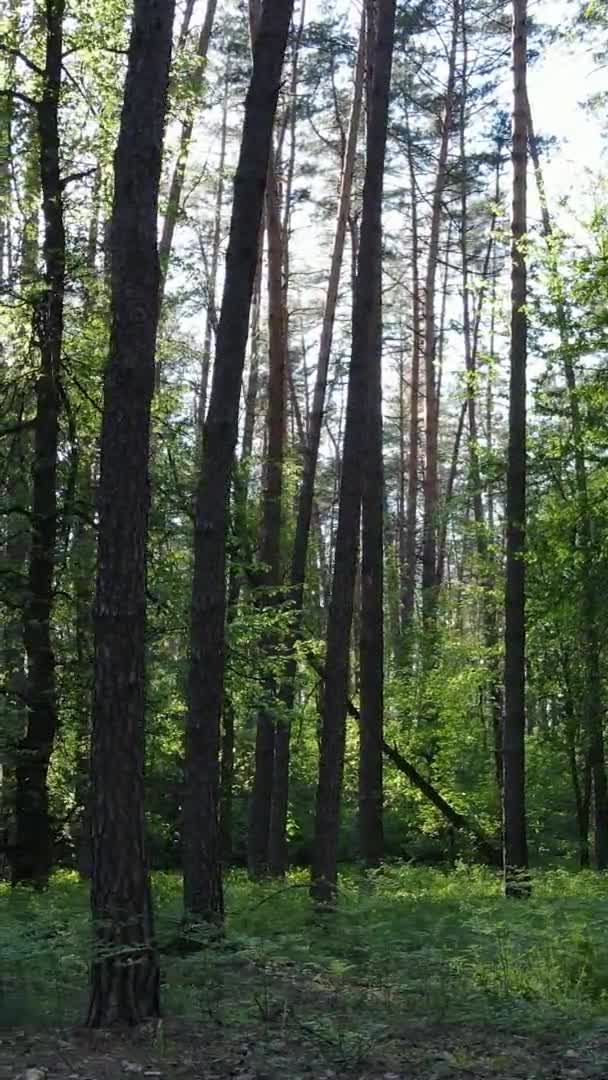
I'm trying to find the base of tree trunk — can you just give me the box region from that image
[87,947,160,1027]
[12,764,53,890]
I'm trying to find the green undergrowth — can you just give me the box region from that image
[2,864,608,1045]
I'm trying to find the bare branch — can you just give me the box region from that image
[0,39,44,77]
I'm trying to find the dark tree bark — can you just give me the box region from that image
[13,0,65,890]
[503,0,529,898]
[183,0,294,921]
[87,0,175,1026]
[311,0,395,904]
[358,292,384,868]
[358,0,384,870]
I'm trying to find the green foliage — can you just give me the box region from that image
[5,867,608,1040]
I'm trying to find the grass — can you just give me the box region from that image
[3,864,608,1060]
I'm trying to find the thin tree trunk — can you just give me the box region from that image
[87,0,174,1025]
[311,0,396,904]
[459,14,503,797]
[247,146,286,879]
[184,0,294,921]
[263,0,307,879]
[266,11,366,877]
[156,0,218,375]
[241,244,264,464]
[13,0,65,890]
[198,62,229,432]
[401,111,421,642]
[158,0,217,286]
[562,661,590,870]
[503,0,529,898]
[421,0,459,623]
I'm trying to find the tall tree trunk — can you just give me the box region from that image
[13,0,65,890]
[183,0,294,921]
[503,0,529,898]
[71,182,103,879]
[87,0,174,1026]
[265,12,366,877]
[527,100,608,869]
[311,0,396,905]
[155,0,218,384]
[247,146,286,879]
[241,245,264,464]
[265,0,308,878]
[198,62,229,431]
[458,11,503,797]
[562,658,591,870]
[421,0,459,624]
[401,111,421,645]
[358,0,384,869]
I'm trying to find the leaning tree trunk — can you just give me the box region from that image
[87,0,175,1026]
[183,0,294,922]
[13,0,65,890]
[503,0,529,898]
[311,0,396,905]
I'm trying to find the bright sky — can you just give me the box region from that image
[528,0,606,215]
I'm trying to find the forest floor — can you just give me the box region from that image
[2,867,608,1080]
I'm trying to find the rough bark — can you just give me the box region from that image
[184,0,294,921]
[88,0,174,1026]
[358,0,384,869]
[503,0,529,897]
[311,0,395,904]
[13,0,65,890]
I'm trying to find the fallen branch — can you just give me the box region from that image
[304,647,502,868]
[381,739,502,868]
